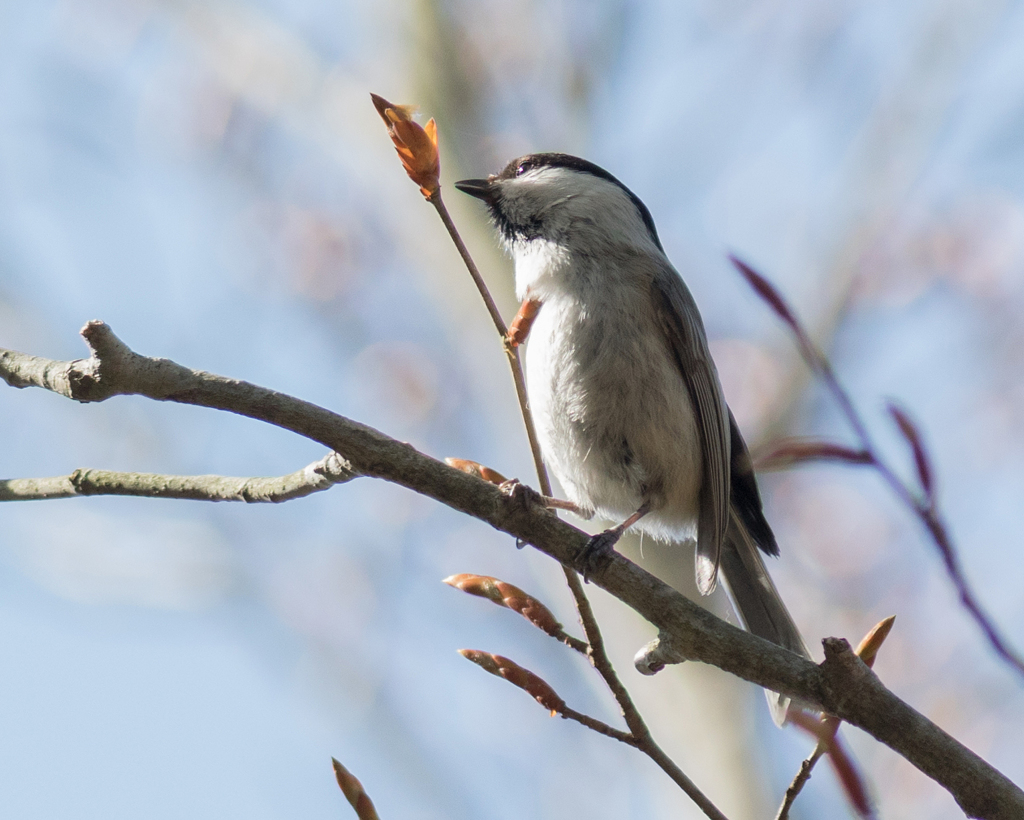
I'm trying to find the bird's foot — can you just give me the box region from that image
[499,478,545,513]
[576,502,652,581]
[499,479,550,550]
[577,527,624,582]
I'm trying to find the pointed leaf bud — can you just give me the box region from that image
[854,615,896,669]
[370,93,441,199]
[508,298,542,348]
[332,758,381,820]
[445,458,508,485]
[444,574,562,636]
[459,649,566,714]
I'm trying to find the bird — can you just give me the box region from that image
[455,153,809,722]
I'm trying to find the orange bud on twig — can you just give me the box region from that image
[507,298,542,348]
[445,457,508,486]
[332,758,382,820]
[444,573,563,636]
[370,93,440,199]
[459,649,566,715]
[855,615,896,669]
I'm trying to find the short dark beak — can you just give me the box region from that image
[454,178,495,202]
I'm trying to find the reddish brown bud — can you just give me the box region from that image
[507,298,542,348]
[730,255,800,330]
[730,255,827,378]
[854,615,896,669]
[459,649,566,714]
[445,458,508,486]
[444,574,562,636]
[827,735,875,818]
[370,93,440,199]
[787,713,874,817]
[332,758,381,820]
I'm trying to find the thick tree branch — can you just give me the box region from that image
[2,322,1022,819]
[0,452,354,503]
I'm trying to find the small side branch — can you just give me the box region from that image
[775,750,823,820]
[558,706,638,747]
[0,452,355,503]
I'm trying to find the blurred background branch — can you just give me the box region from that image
[734,255,1024,680]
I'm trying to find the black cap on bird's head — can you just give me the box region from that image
[455,153,663,251]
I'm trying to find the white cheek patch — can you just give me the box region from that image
[507,168,659,255]
[512,237,568,300]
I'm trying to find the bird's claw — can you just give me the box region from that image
[577,528,623,582]
[501,479,547,552]
[499,478,545,513]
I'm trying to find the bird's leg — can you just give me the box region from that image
[542,496,590,516]
[579,501,652,580]
[499,479,589,518]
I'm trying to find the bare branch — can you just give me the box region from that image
[778,617,895,818]
[557,704,639,747]
[430,193,550,504]
[2,324,1022,818]
[0,452,355,503]
[776,749,824,820]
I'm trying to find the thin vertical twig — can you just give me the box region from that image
[435,188,729,820]
[430,193,550,494]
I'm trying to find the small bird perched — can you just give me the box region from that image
[456,153,808,721]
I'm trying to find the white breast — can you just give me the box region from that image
[521,256,704,544]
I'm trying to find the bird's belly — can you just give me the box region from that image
[525,298,702,542]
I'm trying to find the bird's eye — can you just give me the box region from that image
[516,160,533,176]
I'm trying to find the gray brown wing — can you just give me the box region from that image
[652,266,731,594]
[728,407,778,556]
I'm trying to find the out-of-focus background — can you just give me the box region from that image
[1,1,1022,818]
